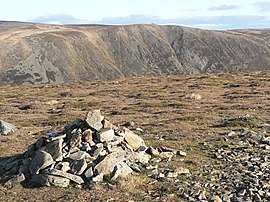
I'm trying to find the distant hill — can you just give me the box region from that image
[0,21,270,85]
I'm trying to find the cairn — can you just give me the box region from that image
[0,110,186,188]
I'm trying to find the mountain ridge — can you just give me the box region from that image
[0,21,270,85]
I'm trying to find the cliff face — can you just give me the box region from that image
[0,22,270,85]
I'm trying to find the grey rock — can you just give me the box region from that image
[4,173,25,187]
[82,129,92,143]
[29,150,54,175]
[69,158,87,175]
[54,162,70,172]
[94,152,118,175]
[69,151,86,160]
[91,143,104,157]
[47,169,84,184]
[84,167,94,180]
[69,129,82,150]
[97,129,115,142]
[0,120,18,135]
[92,173,104,182]
[41,138,63,161]
[85,110,104,131]
[31,174,70,187]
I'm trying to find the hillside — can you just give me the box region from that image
[0,22,270,85]
[0,71,270,201]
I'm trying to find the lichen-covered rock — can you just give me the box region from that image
[31,174,70,187]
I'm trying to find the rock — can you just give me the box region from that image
[47,169,84,184]
[94,152,118,175]
[31,174,70,187]
[92,173,104,182]
[159,152,174,161]
[147,146,159,156]
[175,167,190,175]
[127,152,151,165]
[198,190,207,200]
[91,143,104,157]
[41,139,63,161]
[4,173,25,187]
[85,110,104,131]
[103,119,115,129]
[186,93,202,100]
[123,128,145,151]
[0,120,18,135]
[214,196,223,202]
[55,162,70,172]
[176,150,187,157]
[64,119,88,134]
[29,150,54,175]
[136,128,144,133]
[97,129,115,142]
[111,162,133,180]
[121,121,135,128]
[262,137,270,145]
[69,129,82,149]
[84,167,94,180]
[69,158,87,175]
[18,104,33,110]
[82,129,92,142]
[69,151,86,160]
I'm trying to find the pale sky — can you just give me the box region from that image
[1,0,270,29]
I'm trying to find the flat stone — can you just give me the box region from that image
[31,174,70,187]
[29,150,54,175]
[85,110,104,131]
[4,173,25,187]
[47,169,84,184]
[111,162,133,180]
[0,120,18,135]
[123,128,145,151]
[94,152,118,175]
[41,139,63,161]
[97,129,115,142]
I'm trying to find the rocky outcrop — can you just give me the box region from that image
[0,22,270,85]
[0,110,187,188]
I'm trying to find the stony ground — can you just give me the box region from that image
[0,71,270,201]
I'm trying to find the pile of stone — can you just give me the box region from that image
[0,110,184,188]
